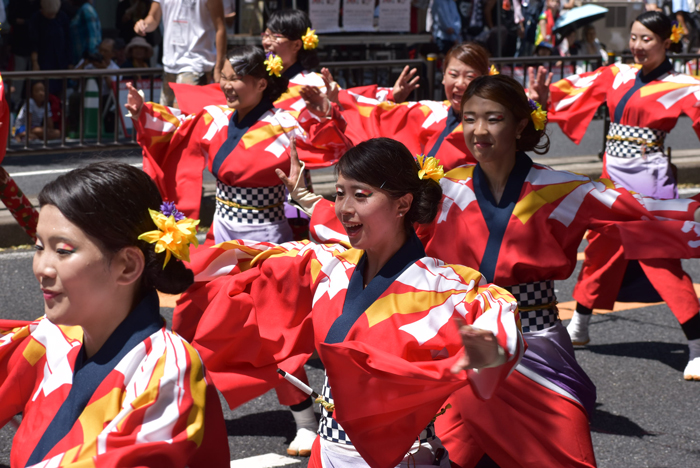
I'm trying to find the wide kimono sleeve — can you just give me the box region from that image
[335,89,442,148]
[561,176,700,259]
[133,103,208,219]
[548,64,615,144]
[175,240,335,410]
[0,319,42,427]
[289,104,354,169]
[317,263,523,468]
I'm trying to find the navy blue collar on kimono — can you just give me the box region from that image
[324,230,426,344]
[211,97,275,178]
[474,151,533,283]
[283,61,305,79]
[613,59,673,124]
[426,107,461,158]
[27,290,163,466]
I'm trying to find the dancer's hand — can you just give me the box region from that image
[392,65,420,103]
[276,136,303,194]
[321,68,340,106]
[124,82,144,119]
[451,318,501,373]
[527,66,553,107]
[300,85,331,118]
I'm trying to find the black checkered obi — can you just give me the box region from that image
[605,123,666,159]
[215,180,286,224]
[504,280,558,333]
[318,374,436,446]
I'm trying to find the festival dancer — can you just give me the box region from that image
[127,45,351,456]
[306,75,700,467]
[0,161,229,467]
[126,45,350,237]
[173,137,524,467]
[546,11,700,380]
[319,42,552,171]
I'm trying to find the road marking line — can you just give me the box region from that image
[230,453,301,468]
[9,163,143,178]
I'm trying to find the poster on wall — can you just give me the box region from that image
[309,0,341,33]
[378,0,410,32]
[343,0,375,32]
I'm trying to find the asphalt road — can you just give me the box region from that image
[1,248,699,467]
[1,117,700,466]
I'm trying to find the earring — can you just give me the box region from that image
[399,213,404,217]
[516,134,521,139]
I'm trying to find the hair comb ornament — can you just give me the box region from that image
[528,99,547,132]
[302,28,319,50]
[264,52,284,77]
[489,64,500,75]
[416,155,445,182]
[138,202,200,268]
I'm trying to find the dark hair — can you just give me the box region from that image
[443,42,490,76]
[227,45,289,103]
[462,75,551,155]
[266,9,320,70]
[634,11,681,53]
[336,138,443,228]
[38,161,194,295]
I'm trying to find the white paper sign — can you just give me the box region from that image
[343,0,375,32]
[378,0,410,32]
[309,0,341,33]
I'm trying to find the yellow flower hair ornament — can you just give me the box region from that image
[302,27,319,50]
[528,99,547,132]
[264,52,284,78]
[489,64,500,75]
[671,23,685,43]
[138,202,200,268]
[416,155,444,182]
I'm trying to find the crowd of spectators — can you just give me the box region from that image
[429,0,700,60]
[0,0,698,142]
[0,0,228,140]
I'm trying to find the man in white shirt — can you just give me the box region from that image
[134,0,226,108]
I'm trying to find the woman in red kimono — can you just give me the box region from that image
[547,11,700,380]
[323,42,552,171]
[174,137,524,467]
[126,45,351,455]
[0,161,229,467]
[305,75,700,467]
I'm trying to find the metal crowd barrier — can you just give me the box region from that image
[3,52,700,157]
[2,68,161,156]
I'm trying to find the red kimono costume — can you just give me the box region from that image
[549,61,700,332]
[309,153,700,467]
[333,90,476,170]
[134,97,350,240]
[174,233,524,468]
[0,291,229,468]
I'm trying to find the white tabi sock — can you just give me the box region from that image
[566,311,592,346]
[684,338,700,381]
[290,404,318,432]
